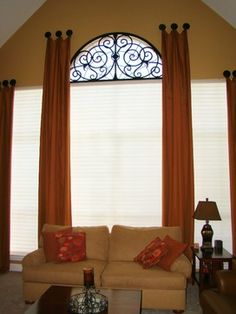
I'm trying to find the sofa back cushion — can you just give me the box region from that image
[109,225,182,262]
[40,224,109,261]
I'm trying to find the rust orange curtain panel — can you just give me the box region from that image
[0,80,15,272]
[38,31,72,235]
[224,70,236,256]
[160,23,194,247]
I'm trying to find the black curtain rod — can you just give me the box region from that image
[159,23,190,31]
[223,70,236,78]
[45,30,73,38]
[0,79,16,87]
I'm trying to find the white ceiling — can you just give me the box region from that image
[0,0,235,48]
[202,0,236,28]
[0,0,46,48]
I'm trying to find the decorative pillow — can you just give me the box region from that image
[56,232,86,263]
[42,227,72,262]
[134,236,168,268]
[141,241,168,269]
[134,236,162,263]
[157,235,188,271]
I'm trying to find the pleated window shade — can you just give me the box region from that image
[70,81,162,228]
[191,80,231,251]
[11,87,42,256]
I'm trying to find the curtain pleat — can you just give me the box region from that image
[38,35,72,237]
[161,28,194,250]
[225,75,236,256]
[0,82,15,272]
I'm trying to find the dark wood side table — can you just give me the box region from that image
[191,247,233,292]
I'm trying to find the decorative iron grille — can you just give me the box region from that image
[70,32,162,83]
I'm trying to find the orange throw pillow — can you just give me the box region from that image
[141,241,168,268]
[134,237,168,268]
[42,227,72,262]
[134,236,162,263]
[157,235,188,271]
[56,232,86,263]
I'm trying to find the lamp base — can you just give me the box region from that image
[201,221,213,253]
[200,246,213,254]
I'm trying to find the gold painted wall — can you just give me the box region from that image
[0,0,236,86]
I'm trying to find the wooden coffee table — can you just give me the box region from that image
[25,286,142,314]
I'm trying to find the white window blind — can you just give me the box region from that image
[11,87,42,255]
[191,80,231,251]
[70,81,162,228]
[10,80,231,256]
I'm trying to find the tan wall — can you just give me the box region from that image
[0,0,236,86]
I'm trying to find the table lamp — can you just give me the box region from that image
[193,198,221,253]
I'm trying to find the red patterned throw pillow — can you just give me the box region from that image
[56,232,86,263]
[42,227,72,262]
[157,235,188,271]
[134,237,168,268]
[141,241,168,268]
[134,236,161,263]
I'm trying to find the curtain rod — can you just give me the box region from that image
[44,30,73,38]
[223,70,236,78]
[0,79,16,87]
[159,23,190,31]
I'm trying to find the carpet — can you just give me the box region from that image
[0,271,202,313]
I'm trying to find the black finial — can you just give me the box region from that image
[55,31,62,38]
[3,80,8,87]
[45,32,51,38]
[66,29,73,37]
[159,24,166,31]
[171,23,178,30]
[233,70,236,78]
[223,70,231,78]
[10,79,16,86]
[183,23,190,30]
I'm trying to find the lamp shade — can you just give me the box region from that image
[193,198,221,221]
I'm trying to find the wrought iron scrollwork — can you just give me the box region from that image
[70,32,162,82]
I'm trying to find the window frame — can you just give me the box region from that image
[10,79,232,258]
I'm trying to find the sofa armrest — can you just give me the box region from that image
[170,254,192,278]
[22,248,46,267]
[216,270,236,296]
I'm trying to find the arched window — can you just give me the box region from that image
[70,32,162,82]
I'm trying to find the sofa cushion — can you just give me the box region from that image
[157,235,188,271]
[23,260,106,287]
[40,224,109,261]
[57,232,86,263]
[42,227,72,262]
[102,261,186,290]
[72,226,109,261]
[109,225,182,262]
[170,254,192,278]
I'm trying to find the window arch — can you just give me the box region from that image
[70,32,162,82]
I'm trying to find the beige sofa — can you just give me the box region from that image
[22,224,192,312]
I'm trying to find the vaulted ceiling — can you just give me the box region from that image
[0,0,46,48]
[0,0,235,48]
[202,0,236,29]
